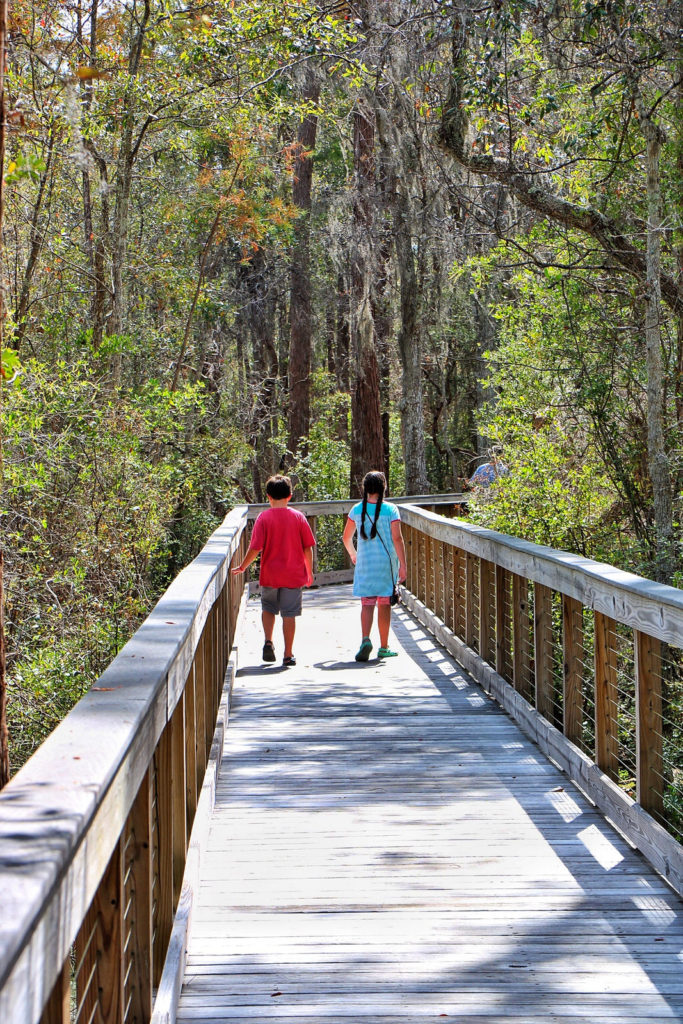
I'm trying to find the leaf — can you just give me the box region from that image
[75,66,111,81]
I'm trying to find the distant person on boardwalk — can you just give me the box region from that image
[467,450,509,489]
[231,475,315,667]
[342,470,407,662]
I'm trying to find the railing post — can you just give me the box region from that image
[453,546,464,639]
[495,565,510,681]
[534,583,554,719]
[479,558,494,665]
[309,516,319,577]
[435,540,445,620]
[465,552,477,649]
[444,544,454,631]
[594,612,619,780]
[125,767,153,1024]
[635,629,664,817]
[562,596,584,746]
[512,573,532,699]
[425,534,434,610]
[194,630,207,788]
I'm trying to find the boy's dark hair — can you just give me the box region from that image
[360,470,386,540]
[266,474,293,500]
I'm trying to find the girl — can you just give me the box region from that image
[342,470,407,661]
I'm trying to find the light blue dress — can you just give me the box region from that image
[348,500,400,597]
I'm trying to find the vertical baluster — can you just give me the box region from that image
[594,612,619,780]
[562,596,583,745]
[534,583,553,718]
[418,532,426,604]
[479,558,494,666]
[635,629,664,817]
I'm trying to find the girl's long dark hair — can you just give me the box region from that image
[360,470,386,539]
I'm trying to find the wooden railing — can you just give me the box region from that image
[0,507,250,1024]
[399,505,683,895]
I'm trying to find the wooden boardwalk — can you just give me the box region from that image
[177,585,683,1023]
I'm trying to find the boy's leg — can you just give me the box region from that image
[282,616,296,659]
[262,610,276,642]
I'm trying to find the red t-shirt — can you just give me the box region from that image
[249,506,316,588]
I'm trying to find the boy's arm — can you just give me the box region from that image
[342,517,357,565]
[231,547,260,575]
[391,519,407,582]
[303,546,314,586]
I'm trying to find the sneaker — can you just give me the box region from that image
[378,647,398,658]
[283,655,296,667]
[355,637,373,662]
[262,640,276,662]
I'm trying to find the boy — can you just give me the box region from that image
[231,475,315,666]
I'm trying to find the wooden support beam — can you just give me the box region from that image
[195,631,207,789]
[562,595,584,746]
[534,583,554,720]
[635,629,664,818]
[435,541,445,620]
[594,612,619,780]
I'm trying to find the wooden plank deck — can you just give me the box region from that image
[177,584,683,1023]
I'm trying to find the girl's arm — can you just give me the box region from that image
[391,520,407,582]
[342,517,357,565]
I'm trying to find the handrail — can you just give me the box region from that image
[0,506,250,1024]
[399,505,683,895]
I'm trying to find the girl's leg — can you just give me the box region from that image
[360,603,375,640]
[378,603,392,649]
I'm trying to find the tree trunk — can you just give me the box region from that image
[393,184,429,494]
[349,98,383,495]
[0,0,10,789]
[288,71,319,461]
[13,133,54,352]
[639,108,674,581]
[109,0,151,379]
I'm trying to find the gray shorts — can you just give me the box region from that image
[261,587,303,618]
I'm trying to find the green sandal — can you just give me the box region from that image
[378,647,398,658]
[355,637,373,662]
